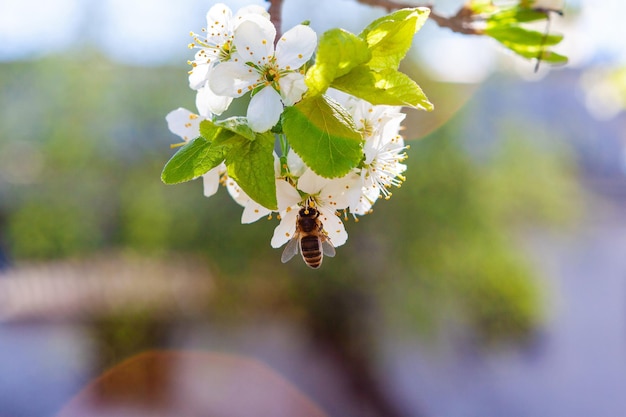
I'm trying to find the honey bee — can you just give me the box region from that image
[281,206,336,269]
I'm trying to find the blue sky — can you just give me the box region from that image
[0,0,622,81]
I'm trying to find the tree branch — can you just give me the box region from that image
[354,0,484,35]
[267,0,484,40]
[267,0,284,40]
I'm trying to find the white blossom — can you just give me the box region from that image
[188,3,270,115]
[225,176,272,223]
[270,169,358,249]
[327,92,409,215]
[209,20,317,132]
[165,107,225,197]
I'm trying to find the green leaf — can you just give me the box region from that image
[487,7,551,26]
[305,28,371,96]
[499,41,568,64]
[332,65,433,110]
[214,117,257,141]
[537,50,568,65]
[200,117,257,142]
[466,0,497,14]
[485,26,563,47]
[161,137,226,184]
[360,7,430,38]
[359,7,430,71]
[282,95,363,178]
[225,132,277,210]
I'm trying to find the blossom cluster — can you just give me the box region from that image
[165,3,410,263]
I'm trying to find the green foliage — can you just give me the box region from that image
[306,7,433,110]
[7,201,102,259]
[359,8,430,71]
[161,137,225,184]
[331,66,433,109]
[161,117,277,210]
[374,116,579,342]
[282,95,363,178]
[483,4,568,65]
[304,28,371,96]
[0,52,579,345]
[225,131,277,210]
[162,8,433,205]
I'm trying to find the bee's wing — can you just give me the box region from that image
[281,237,300,263]
[321,239,336,258]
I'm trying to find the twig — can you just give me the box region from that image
[354,0,484,35]
[267,0,484,39]
[267,0,284,40]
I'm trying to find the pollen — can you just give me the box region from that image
[237,88,242,94]
[298,54,303,59]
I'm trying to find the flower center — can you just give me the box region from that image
[260,60,282,88]
[360,120,374,138]
[218,41,234,61]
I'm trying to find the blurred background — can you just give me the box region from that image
[1,0,626,416]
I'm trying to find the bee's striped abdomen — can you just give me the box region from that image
[300,235,323,269]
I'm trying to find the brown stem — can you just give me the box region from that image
[267,0,284,40]
[354,0,484,35]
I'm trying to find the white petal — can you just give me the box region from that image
[234,19,276,64]
[278,72,307,106]
[274,151,282,176]
[225,176,248,207]
[296,169,327,195]
[318,207,348,247]
[271,209,298,248]
[189,64,210,90]
[241,201,271,224]
[234,5,270,22]
[349,174,379,215]
[286,149,306,177]
[202,166,222,197]
[196,83,232,116]
[206,3,234,30]
[165,108,203,141]
[319,172,360,210]
[275,25,317,70]
[247,86,283,132]
[363,135,381,164]
[276,178,302,211]
[380,112,406,140]
[209,62,258,97]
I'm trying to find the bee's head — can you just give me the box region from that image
[299,206,319,218]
